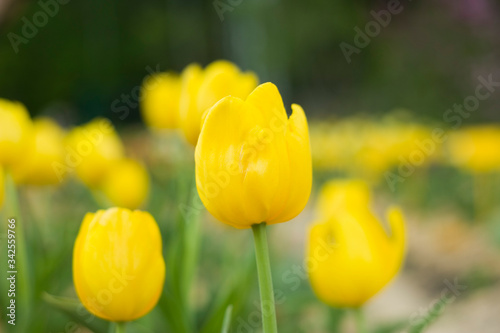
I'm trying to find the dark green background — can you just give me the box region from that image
[1,0,499,125]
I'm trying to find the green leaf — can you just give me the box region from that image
[221,305,233,333]
[42,292,108,333]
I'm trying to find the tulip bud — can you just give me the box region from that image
[180,60,258,146]
[0,98,33,168]
[195,82,312,228]
[307,180,405,307]
[65,118,124,188]
[12,117,66,186]
[73,208,165,321]
[141,72,182,130]
[101,159,150,209]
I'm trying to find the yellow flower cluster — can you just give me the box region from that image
[0,99,148,209]
[0,99,66,191]
[65,118,150,209]
[140,60,258,145]
[307,179,405,307]
[310,116,433,180]
[311,116,500,180]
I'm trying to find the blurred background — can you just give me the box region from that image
[2,0,500,123]
[1,0,500,332]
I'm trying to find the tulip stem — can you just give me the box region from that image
[353,308,368,333]
[251,222,278,333]
[114,322,127,333]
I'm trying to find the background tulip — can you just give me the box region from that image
[12,117,66,186]
[195,82,312,228]
[141,72,182,130]
[66,118,125,188]
[307,180,405,308]
[0,98,33,168]
[180,60,258,146]
[100,158,150,209]
[447,125,500,173]
[179,63,205,145]
[73,207,165,322]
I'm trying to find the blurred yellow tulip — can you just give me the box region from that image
[66,118,124,188]
[447,125,500,173]
[180,60,258,146]
[73,207,165,322]
[141,72,182,130]
[12,118,66,186]
[195,82,312,228]
[179,63,205,145]
[101,159,150,209]
[307,180,405,307]
[0,98,33,168]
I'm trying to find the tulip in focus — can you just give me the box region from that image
[141,72,182,130]
[0,98,32,168]
[101,159,150,209]
[180,60,258,145]
[195,82,312,228]
[65,118,124,187]
[307,179,405,307]
[73,207,165,321]
[12,117,66,185]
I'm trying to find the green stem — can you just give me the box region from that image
[353,307,367,333]
[114,322,127,333]
[251,223,278,333]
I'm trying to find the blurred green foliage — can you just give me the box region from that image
[1,0,500,125]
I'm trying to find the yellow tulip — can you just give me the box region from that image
[180,60,258,145]
[179,63,205,145]
[0,98,32,167]
[448,125,500,173]
[195,82,312,228]
[101,159,150,209]
[12,117,66,185]
[66,118,124,188]
[73,207,165,321]
[141,72,182,130]
[307,180,405,307]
